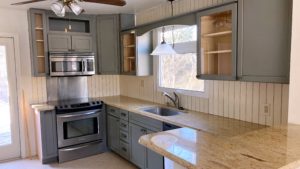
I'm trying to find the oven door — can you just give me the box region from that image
[57,109,102,148]
[50,57,85,76]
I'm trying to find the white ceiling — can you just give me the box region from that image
[0,0,166,14]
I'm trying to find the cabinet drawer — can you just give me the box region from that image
[120,110,129,121]
[119,141,130,159]
[129,113,163,132]
[120,120,129,131]
[107,106,120,117]
[120,130,129,143]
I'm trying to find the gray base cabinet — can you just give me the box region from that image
[106,106,163,169]
[34,110,58,164]
[237,0,292,83]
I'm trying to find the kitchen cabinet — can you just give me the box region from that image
[96,15,120,74]
[237,0,292,83]
[48,33,92,52]
[121,30,153,76]
[106,106,163,169]
[34,110,58,164]
[28,9,49,76]
[107,115,120,153]
[196,3,237,80]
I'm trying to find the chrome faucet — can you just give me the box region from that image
[163,92,184,110]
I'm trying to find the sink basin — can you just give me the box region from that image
[140,106,185,116]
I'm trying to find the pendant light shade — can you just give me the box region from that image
[151,41,176,56]
[69,1,84,15]
[151,0,177,56]
[51,1,65,17]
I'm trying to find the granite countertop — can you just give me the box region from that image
[139,126,300,169]
[100,96,265,137]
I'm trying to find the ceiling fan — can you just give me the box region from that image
[11,0,127,17]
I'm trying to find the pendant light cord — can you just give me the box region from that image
[171,0,175,49]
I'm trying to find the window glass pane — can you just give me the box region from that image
[162,25,197,44]
[159,53,204,92]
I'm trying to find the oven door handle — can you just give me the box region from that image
[57,110,100,118]
[60,141,101,152]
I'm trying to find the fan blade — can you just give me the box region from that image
[11,0,47,5]
[83,0,126,6]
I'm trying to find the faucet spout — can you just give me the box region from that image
[163,92,184,110]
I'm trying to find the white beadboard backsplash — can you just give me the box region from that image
[119,0,290,127]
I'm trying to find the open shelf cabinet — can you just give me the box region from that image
[121,31,136,74]
[29,9,48,76]
[197,3,237,80]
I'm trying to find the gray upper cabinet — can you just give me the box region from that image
[28,9,49,76]
[196,3,238,80]
[48,34,71,52]
[48,33,93,52]
[96,15,120,74]
[72,35,93,52]
[237,0,292,83]
[121,30,153,76]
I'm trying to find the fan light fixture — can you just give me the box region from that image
[51,0,84,17]
[151,0,176,56]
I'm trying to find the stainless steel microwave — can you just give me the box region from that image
[49,52,95,77]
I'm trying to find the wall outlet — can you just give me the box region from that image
[263,104,271,116]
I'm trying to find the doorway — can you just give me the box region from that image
[0,37,20,161]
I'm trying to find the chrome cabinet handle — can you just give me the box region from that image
[121,147,127,152]
[121,113,127,117]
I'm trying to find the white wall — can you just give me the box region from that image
[288,0,300,124]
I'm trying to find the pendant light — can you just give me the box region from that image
[151,0,176,56]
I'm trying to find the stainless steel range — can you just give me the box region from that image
[48,98,106,163]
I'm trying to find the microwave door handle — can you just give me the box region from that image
[82,59,85,73]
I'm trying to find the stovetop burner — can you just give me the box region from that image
[48,98,102,112]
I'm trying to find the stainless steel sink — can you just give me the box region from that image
[139,106,185,116]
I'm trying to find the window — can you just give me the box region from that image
[157,25,207,97]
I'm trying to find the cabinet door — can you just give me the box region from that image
[130,123,146,169]
[48,34,71,52]
[146,130,164,169]
[38,110,58,164]
[97,15,120,74]
[107,115,120,152]
[238,0,292,83]
[71,35,93,52]
[197,3,237,80]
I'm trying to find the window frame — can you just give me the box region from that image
[153,28,209,98]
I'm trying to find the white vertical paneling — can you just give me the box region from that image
[240,82,247,121]
[218,81,224,117]
[259,83,267,125]
[213,81,219,115]
[234,81,241,120]
[281,85,289,125]
[252,83,260,124]
[266,83,274,126]
[245,82,253,122]
[273,84,282,126]
[228,81,235,118]
[223,81,229,118]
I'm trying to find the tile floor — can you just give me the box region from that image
[0,152,137,169]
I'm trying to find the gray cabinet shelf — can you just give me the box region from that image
[121,30,153,76]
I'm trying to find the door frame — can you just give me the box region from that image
[0,33,24,159]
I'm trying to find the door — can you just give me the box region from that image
[130,123,146,169]
[48,34,71,52]
[71,35,93,52]
[0,37,20,160]
[97,15,120,74]
[107,115,120,152]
